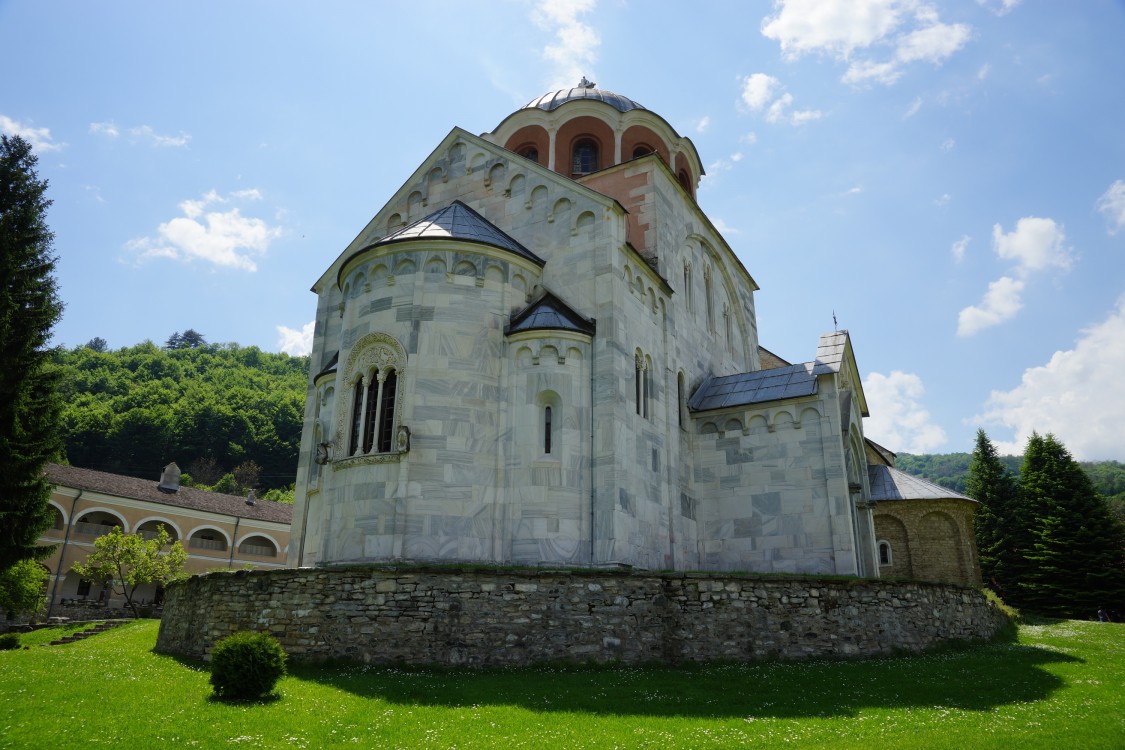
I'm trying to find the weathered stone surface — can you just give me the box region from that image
[156,565,1008,666]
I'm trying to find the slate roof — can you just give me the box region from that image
[506,291,595,336]
[867,465,975,503]
[689,362,818,412]
[45,463,293,524]
[373,201,543,265]
[525,86,646,113]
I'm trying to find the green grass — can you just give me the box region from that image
[1,619,1122,749]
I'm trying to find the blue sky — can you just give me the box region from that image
[3,0,1123,460]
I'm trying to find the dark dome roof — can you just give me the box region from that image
[524,80,645,113]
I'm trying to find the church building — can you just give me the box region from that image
[286,81,979,585]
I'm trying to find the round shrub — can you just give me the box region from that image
[209,631,287,700]
[0,633,19,650]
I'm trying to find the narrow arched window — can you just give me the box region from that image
[519,146,539,164]
[878,541,892,566]
[544,406,553,454]
[677,372,686,429]
[349,380,364,455]
[635,357,643,416]
[704,266,715,332]
[362,377,379,453]
[376,369,397,453]
[678,170,692,192]
[572,139,598,175]
[632,146,652,159]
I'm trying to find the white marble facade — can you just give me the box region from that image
[288,85,881,577]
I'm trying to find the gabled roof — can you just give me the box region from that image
[689,362,818,412]
[867,465,975,503]
[373,200,543,264]
[45,463,293,524]
[506,291,595,336]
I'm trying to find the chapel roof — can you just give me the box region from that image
[506,291,596,336]
[45,463,293,524]
[373,201,543,265]
[867,465,975,503]
[689,362,819,412]
[524,78,646,113]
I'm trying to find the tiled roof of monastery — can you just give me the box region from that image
[506,291,595,336]
[689,362,819,412]
[374,201,543,265]
[45,463,293,524]
[867,465,975,503]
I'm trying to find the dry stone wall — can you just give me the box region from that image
[156,565,1008,666]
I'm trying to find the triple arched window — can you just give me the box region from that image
[340,334,406,459]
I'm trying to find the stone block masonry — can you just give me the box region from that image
[155,565,1009,666]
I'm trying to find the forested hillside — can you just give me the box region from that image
[53,337,308,490]
[897,452,1125,524]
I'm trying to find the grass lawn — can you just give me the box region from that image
[1,618,1122,749]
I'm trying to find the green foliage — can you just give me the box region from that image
[261,485,295,505]
[0,559,48,618]
[70,527,187,617]
[165,329,207,350]
[1016,434,1125,619]
[966,430,1026,602]
[209,631,287,700]
[0,632,19,650]
[53,341,308,488]
[0,135,65,573]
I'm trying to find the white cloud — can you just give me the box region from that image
[762,0,972,87]
[992,216,1071,275]
[940,137,955,151]
[741,131,758,145]
[957,276,1024,336]
[277,321,315,356]
[710,217,741,236]
[0,114,63,152]
[977,63,990,80]
[951,234,969,261]
[1095,180,1125,235]
[741,74,822,126]
[127,189,282,271]
[89,121,120,138]
[694,116,711,133]
[532,0,600,88]
[934,193,951,207]
[976,0,1022,16]
[976,295,1125,460]
[904,96,922,118]
[130,125,190,148]
[740,73,781,110]
[761,0,907,59]
[863,370,948,453]
[957,217,1071,336]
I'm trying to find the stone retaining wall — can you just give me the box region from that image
[155,565,1009,666]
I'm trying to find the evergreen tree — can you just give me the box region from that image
[966,429,1025,602]
[1018,433,1125,618]
[0,135,64,572]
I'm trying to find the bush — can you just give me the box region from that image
[209,631,287,700]
[0,633,20,650]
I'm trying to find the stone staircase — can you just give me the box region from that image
[47,620,128,646]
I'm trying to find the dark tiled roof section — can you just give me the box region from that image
[314,351,338,382]
[757,345,791,369]
[506,291,595,336]
[374,201,543,266]
[867,465,975,503]
[45,463,293,524]
[688,363,818,412]
[524,87,646,113]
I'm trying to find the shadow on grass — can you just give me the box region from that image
[286,639,1080,719]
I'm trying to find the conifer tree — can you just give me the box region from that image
[0,135,64,572]
[966,429,1025,602]
[1018,433,1125,618]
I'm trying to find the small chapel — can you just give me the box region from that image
[286,81,980,586]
